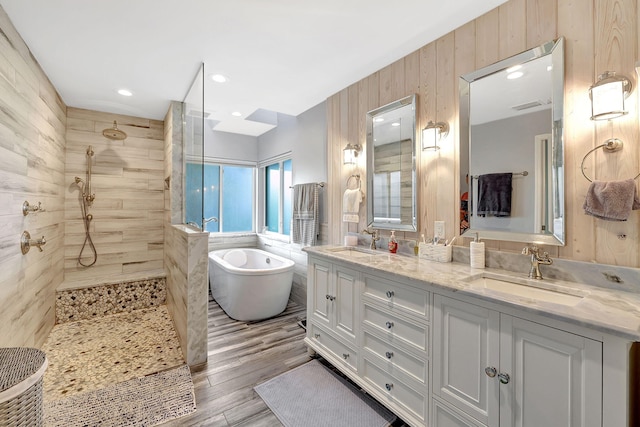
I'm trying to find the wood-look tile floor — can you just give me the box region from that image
[162,296,311,426]
[167,296,409,427]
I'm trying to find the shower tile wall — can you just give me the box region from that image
[0,7,67,348]
[64,108,165,284]
[164,224,209,366]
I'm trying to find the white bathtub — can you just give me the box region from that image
[208,248,294,321]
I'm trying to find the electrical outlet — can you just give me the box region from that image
[434,221,445,242]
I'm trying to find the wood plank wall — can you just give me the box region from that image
[0,7,66,347]
[328,0,640,268]
[64,108,165,282]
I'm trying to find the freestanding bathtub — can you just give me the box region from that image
[208,248,295,321]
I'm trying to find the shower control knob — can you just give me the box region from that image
[386,290,394,298]
[385,321,394,329]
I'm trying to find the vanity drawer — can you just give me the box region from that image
[363,303,429,355]
[362,330,427,385]
[363,274,430,320]
[361,356,427,424]
[308,322,357,371]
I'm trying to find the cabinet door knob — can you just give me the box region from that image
[386,290,394,298]
[385,321,394,329]
[342,353,349,359]
[326,294,330,300]
[498,373,510,384]
[314,333,321,339]
[385,383,393,391]
[385,351,394,359]
[485,367,497,378]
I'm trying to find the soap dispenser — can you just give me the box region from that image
[470,233,485,268]
[388,230,398,254]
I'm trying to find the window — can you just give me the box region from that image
[185,162,255,233]
[265,158,292,235]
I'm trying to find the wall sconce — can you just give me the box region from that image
[343,143,362,165]
[422,120,449,151]
[589,71,633,120]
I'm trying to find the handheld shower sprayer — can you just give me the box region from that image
[75,145,98,267]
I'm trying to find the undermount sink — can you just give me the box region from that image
[464,272,588,306]
[327,246,384,259]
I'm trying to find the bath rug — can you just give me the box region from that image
[255,359,396,427]
[44,365,196,426]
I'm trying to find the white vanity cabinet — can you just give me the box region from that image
[304,249,634,427]
[306,256,360,371]
[432,294,602,427]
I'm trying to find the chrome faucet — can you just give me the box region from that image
[522,246,553,279]
[362,229,380,250]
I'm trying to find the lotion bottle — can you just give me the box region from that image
[388,230,398,254]
[470,233,485,268]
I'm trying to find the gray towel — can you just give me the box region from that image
[583,179,640,221]
[477,173,513,217]
[292,183,318,246]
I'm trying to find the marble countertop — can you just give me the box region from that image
[305,245,640,341]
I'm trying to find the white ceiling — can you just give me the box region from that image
[0,0,507,136]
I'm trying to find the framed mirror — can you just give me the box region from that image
[366,94,417,232]
[460,38,565,245]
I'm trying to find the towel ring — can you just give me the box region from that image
[580,139,640,182]
[346,174,360,189]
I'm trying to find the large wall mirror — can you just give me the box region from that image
[460,38,565,245]
[366,94,417,232]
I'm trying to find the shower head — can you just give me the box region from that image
[74,176,84,184]
[102,120,127,140]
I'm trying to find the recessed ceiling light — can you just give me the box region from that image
[507,71,524,80]
[373,117,384,122]
[231,111,242,117]
[117,89,133,96]
[211,74,228,83]
[391,122,400,127]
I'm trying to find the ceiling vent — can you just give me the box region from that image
[511,99,551,111]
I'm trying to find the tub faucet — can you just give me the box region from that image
[362,229,380,250]
[522,246,553,280]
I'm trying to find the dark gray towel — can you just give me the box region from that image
[583,179,640,221]
[477,173,513,217]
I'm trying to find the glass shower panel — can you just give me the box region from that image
[203,164,220,232]
[183,64,205,228]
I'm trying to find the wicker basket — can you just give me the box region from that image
[0,348,47,427]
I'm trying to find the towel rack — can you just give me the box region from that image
[346,174,361,189]
[289,182,325,188]
[580,139,640,182]
[471,171,528,179]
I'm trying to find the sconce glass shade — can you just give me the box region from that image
[343,143,362,164]
[422,120,449,151]
[589,71,633,120]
